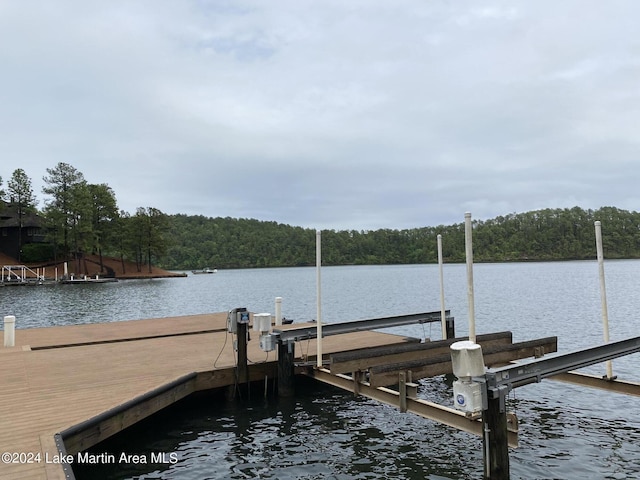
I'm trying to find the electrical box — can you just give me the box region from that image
[259,333,276,352]
[227,307,249,333]
[453,380,484,415]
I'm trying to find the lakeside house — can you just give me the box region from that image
[0,201,46,260]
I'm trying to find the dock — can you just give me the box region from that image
[0,313,418,479]
[5,309,634,480]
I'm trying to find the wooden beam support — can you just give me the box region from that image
[306,368,518,447]
[551,371,640,396]
[330,331,513,375]
[369,337,557,387]
[483,391,510,479]
[61,374,197,455]
[278,341,296,397]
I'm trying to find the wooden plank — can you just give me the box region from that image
[369,337,558,387]
[62,374,198,454]
[0,313,415,479]
[14,313,229,349]
[330,332,513,374]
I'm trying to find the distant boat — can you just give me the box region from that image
[60,275,118,284]
[191,268,217,275]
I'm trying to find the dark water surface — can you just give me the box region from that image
[2,262,640,479]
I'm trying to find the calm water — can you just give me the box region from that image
[2,261,640,479]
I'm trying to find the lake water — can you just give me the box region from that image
[2,261,640,479]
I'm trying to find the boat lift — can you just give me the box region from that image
[1,265,44,284]
[457,335,640,479]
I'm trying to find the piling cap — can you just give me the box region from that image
[4,315,16,324]
[450,340,485,378]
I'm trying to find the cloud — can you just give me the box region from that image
[1,1,640,231]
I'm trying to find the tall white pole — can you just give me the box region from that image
[465,212,476,343]
[595,221,614,379]
[316,230,323,368]
[437,234,447,339]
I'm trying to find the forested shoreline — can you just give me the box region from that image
[163,206,640,269]
[2,163,639,271]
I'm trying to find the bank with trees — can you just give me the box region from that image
[2,163,640,272]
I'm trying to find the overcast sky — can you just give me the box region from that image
[1,1,639,231]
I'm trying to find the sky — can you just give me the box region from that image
[1,1,639,231]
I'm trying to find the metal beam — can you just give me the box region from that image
[487,335,640,392]
[305,367,518,447]
[274,311,451,343]
[551,372,640,397]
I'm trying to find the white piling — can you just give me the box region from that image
[465,212,476,343]
[437,234,447,339]
[4,315,16,347]
[316,230,323,368]
[275,297,283,326]
[595,221,614,379]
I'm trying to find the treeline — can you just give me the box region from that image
[2,164,640,271]
[161,206,640,269]
[1,163,168,274]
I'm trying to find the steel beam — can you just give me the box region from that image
[487,335,640,392]
[481,335,640,480]
[274,311,451,343]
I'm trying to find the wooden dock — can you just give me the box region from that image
[0,313,416,479]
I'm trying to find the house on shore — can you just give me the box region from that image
[0,201,47,261]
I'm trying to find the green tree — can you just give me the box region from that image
[129,207,169,272]
[7,168,38,261]
[42,163,86,259]
[87,183,118,273]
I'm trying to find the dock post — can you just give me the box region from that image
[464,212,477,343]
[277,340,295,397]
[437,234,447,339]
[594,221,614,379]
[399,371,407,413]
[275,297,283,326]
[237,321,249,385]
[483,389,510,480]
[446,316,456,339]
[4,315,16,347]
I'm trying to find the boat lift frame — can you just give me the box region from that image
[1,265,44,284]
[273,310,454,344]
[479,335,640,479]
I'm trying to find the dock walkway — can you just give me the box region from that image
[0,313,412,479]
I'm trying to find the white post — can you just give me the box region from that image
[437,234,447,339]
[55,267,58,282]
[595,221,614,379]
[316,230,323,368]
[4,315,16,347]
[275,297,283,326]
[64,262,68,278]
[465,212,476,343]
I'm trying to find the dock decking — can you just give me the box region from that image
[0,313,414,479]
